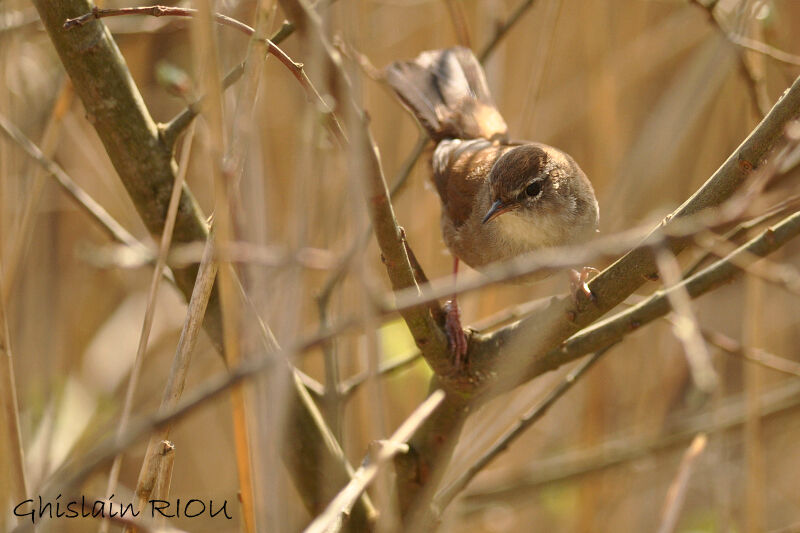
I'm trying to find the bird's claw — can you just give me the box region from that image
[444,299,469,371]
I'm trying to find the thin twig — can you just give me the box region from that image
[531,209,800,383]
[80,240,338,271]
[701,328,800,377]
[729,34,800,67]
[131,228,217,515]
[622,297,800,378]
[689,226,800,298]
[432,346,611,514]
[654,248,718,392]
[316,131,427,308]
[100,123,196,530]
[0,112,148,256]
[304,390,446,533]
[161,19,295,145]
[2,82,74,296]
[0,259,28,506]
[479,0,540,62]
[189,1,256,529]
[64,5,253,33]
[689,0,768,116]
[443,0,471,48]
[683,195,800,276]
[311,130,427,444]
[657,434,707,533]
[461,379,800,510]
[161,61,245,149]
[279,0,448,357]
[339,348,423,400]
[64,7,344,145]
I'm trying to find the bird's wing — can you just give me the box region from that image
[432,139,512,227]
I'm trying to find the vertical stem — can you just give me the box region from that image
[0,257,28,510]
[743,275,765,533]
[190,1,255,531]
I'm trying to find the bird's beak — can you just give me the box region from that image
[482,199,515,224]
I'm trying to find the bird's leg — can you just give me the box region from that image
[444,257,469,369]
[569,266,600,304]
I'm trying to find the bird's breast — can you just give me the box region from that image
[441,188,561,273]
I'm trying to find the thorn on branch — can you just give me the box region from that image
[62,6,99,28]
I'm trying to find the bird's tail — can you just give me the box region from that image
[385,46,508,142]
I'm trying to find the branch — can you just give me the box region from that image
[339,349,422,400]
[657,434,707,533]
[304,390,445,533]
[161,18,297,144]
[729,34,800,67]
[11,319,362,533]
[316,131,427,309]
[443,0,471,48]
[0,261,28,507]
[101,122,197,531]
[701,328,800,377]
[64,6,344,146]
[276,0,448,371]
[432,345,612,517]
[479,0,540,62]
[0,112,149,257]
[467,74,800,397]
[683,195,798,276]
[461,379,800,510]
[689,0,769,115]
[33,0,366,525]
[132,229,217,514]
[34,0,220,339]
[395,73,800,523]
[532,209,800,378]
[654,248,717,392]
[275,2,461,524]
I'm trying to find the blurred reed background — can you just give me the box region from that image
[2,0,800,531]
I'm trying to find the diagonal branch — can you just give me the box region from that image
[533,209,800,376]
[0,112,148,257]
[63,5,345,145]
[432,345,612,516]
[468,74,800,397]
[304,390,446,533]
[461,378,800,509]
[393,73,800,524]
[479,0,541,62]
[429,207,800,515]
[275,0,448,368]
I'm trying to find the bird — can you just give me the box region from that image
[385,46,599,368]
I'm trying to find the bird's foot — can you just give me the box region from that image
[569,267,600,305]
[444,299,469,371]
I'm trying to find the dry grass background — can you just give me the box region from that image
[2,0,800,531]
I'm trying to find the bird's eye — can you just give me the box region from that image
[525,181,542,197]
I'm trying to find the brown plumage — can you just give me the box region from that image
[385,47,599,364]
[386,47,599,278]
